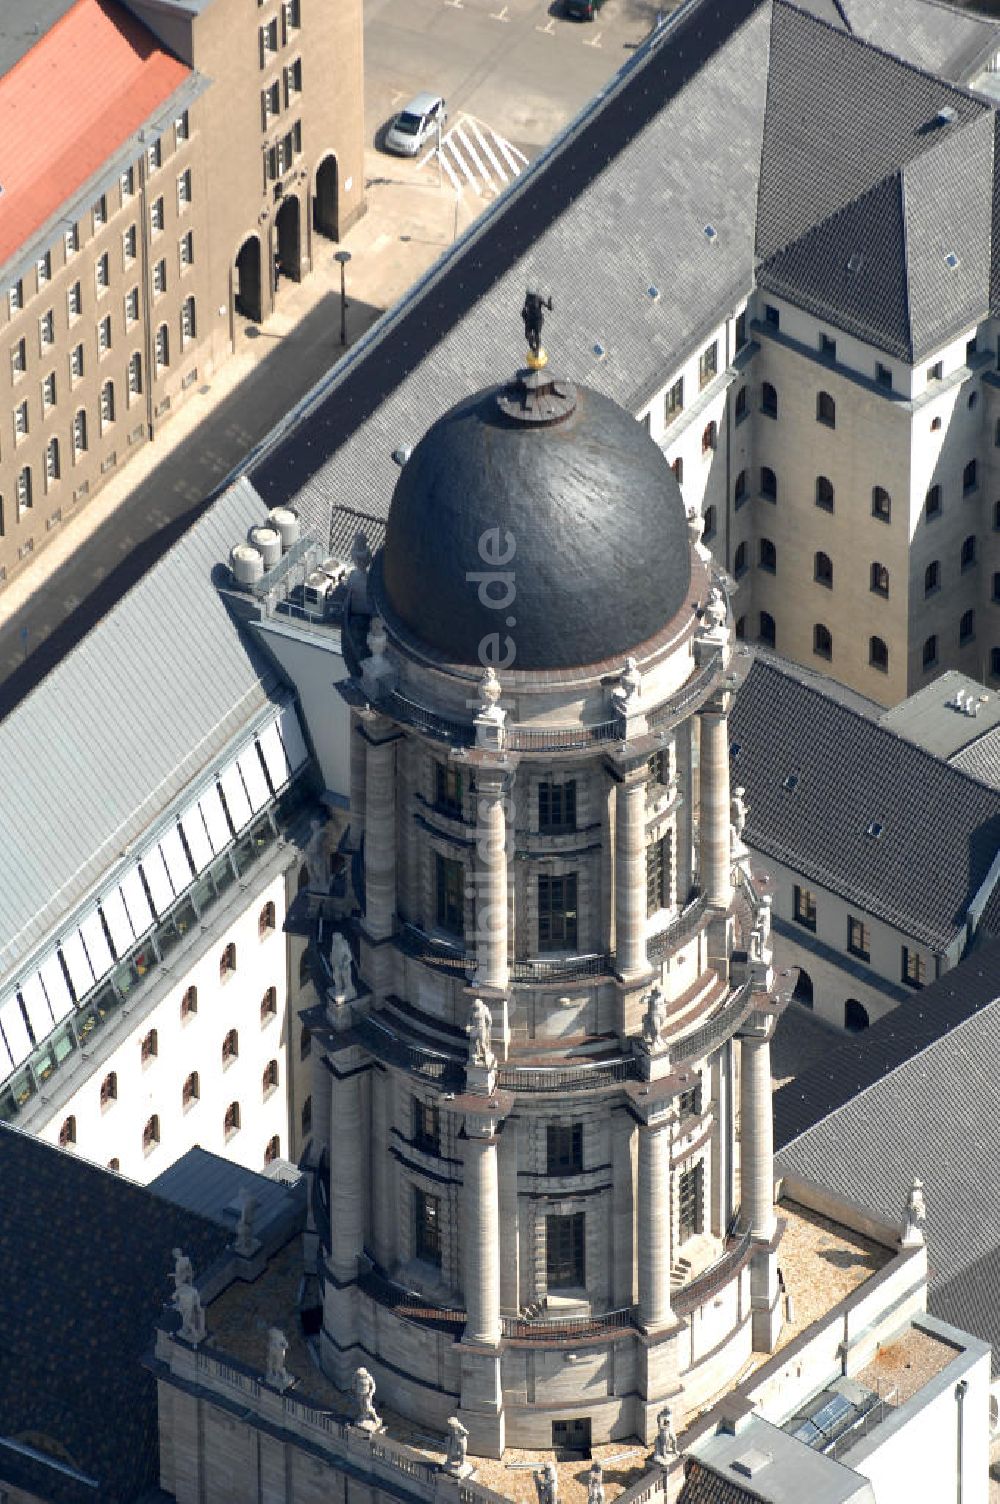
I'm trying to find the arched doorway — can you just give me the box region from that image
[314,153,339,241]
[234,235,263,322]
[844,998,870,1033]
[275,195,301,284]
[792,968,813,1008]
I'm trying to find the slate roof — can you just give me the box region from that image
[0,0,190,263]
[950,724,1000,787]
[837,0,1000,81]
[774,940,1000,1374]
[729,656,1000,949]
[150,1144,305,1243]
[0,0,79,78]
[0,1123,231,1503]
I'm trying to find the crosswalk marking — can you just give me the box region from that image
[418,114,529,199]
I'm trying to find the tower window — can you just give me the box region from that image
[814,551,833,588]
[646,834,671,914]
[547,1123,583,1174]
[872,486,891,522]
[760,466,777,502]
[435,853,464,937]
[813,623,832,660]
[815,476,834,512]
[538,873,578,952]
[538,779,576,834]
[413,1097,441,1154]
[761,381,778,418]
[100,1071,117,1109]
[414,1187,442,1266]
[794,885,817,931]
[435,763,464,818]
[546,1212,585,1290]
[816,391,836,427]
[678,1162,704,1243]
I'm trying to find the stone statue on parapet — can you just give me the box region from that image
[478,666,504,720]
[233,1188,259,1256]
[653,1406,678,1465]
[534,1460,558,1504]
[701,586,728,637]
[466,998,495,1070]
[354,1365,381,1428]
[730,785,748,846]
[170,1247,193,1290]
[173,1276,206,1345]
[330,931,355,999]
[443,1415,470,1474]
[587,1461,605,1504]
[901,1177,927,1248]
[640,984,668,1052]
[616,656,642,708]
[266,1327,293,1391]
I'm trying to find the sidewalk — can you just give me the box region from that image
[0,152,478,634]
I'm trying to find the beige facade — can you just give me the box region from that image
[0,0,364,588]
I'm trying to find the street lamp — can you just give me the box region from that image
[334,249,352,346]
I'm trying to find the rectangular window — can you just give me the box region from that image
[927,360,943,382]
[153,259,167,296]
[155,323,169,369]
[65,223,79,256]
[285,56,302,104]
[70,343,84,382]
[435,853,464,936]
[93,194,107,229]
[120,165,135,200]
[413,1098,440,1154]
[434,763,464,818]
[546,1212,585,1290]
[875,361,892,390]
[177,168,192,210]
[11,337,26,379]
[847,916,870,961]
[646,833,671,915]
[148,138,162,171]
[678,1162,704,1243]
[414,1187,442,1266]
[73,408,87,454]
[151,197,165,234]
[181,296,196,344]
[175,110,190,144]
[793,884,817,932]
[36,251,51,289]
[42,371,56,411]
[8,279,24,314]
[262,79,280,126]
[100,381,115,426]
[39,310,54,351]
[546,1123,583,1174]
[16,466,32,513]
[735,309,747,351]
[699,340,718,390]
[96,252,110,293]
[538,872,578,952]
[538,779,576,834]
[664,377,683,424]
[67,281,82,320]
[820,333,836,359]
[260,16,279,62]
[98,315,112,356]
[128,351,142,397]
[123,225,137,267]
[764,303,780,329]
[124,287,139,326]
[179,230,194,269]
[283,0,301,38]
[14,400,28,441]
[678,1081,701,1119]
[902,946,925,989]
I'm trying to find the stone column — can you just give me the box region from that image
[615,769,649,978]
[329,1062,366,1281]
[349,712,366,851]
[463,1124,501,1345]
[363,727,397,941]
[475,767,509,992]
[637,1113,673,1330]
[699,700,732,911]
[739,1031,776,1242]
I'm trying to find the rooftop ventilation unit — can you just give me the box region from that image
[248,524,281,570]
[392,446,411,467]
[945,252,960,269]
[593,342,606,359]
[782,772,799,792]
[847,252,863,275]
[230,542,264,587]
[866,820,883,839]
[732,1449,771,1479]
[937,105,957,125]
[647,285,660,301]
[704,224,718,242]
[268,505,300,551]
[730,740,742,759]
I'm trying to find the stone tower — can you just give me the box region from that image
[315,343,784,1457]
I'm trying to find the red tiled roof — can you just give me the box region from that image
[0,0,190,265]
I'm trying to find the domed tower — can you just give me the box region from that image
[320,305,785,1457]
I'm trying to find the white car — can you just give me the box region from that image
[384,92,447,156]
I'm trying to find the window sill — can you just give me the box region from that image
[847,950,870,964]
[222,1055,238,1070]
[793,918,817,933]
[183,1097,199,1114]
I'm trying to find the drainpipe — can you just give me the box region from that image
[955,1378,968,1504]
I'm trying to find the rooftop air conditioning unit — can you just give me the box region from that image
[268,505,300,550]
[230,542,264,586]
[303,569,335,614]
[248,524,281,570]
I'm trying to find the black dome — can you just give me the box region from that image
[379,376,691,672]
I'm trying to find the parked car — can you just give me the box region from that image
[384,92,448,156]
[564,0,604,16]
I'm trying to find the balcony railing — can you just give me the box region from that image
[353,1013,465,1088]
[496,1057,638,1092]
[670,980,754,1064]
[647,891,707,964]
[399,923,612,984]
[358,1264,466,1331]
[672,1227,752,1316]
[501,1304,637,1340]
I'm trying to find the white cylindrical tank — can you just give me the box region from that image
[249,525,281,570]
[230,543,264,586]
[269,506,300,550]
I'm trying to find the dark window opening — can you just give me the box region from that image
[546,1212,585,1290]
[538,873,578,952]
[415,1187,442,1266]
[547,1123,583,1174]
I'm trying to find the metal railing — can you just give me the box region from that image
[501,1304,637,1340]
[353,1013,464,1087]
[359,1264,466,1329]
[672,1227,752,1316]
[647,652,723,729]
[399,923,612,984]
[497,1056,638,1093]
[670,980,753,1064]
[647,891,707,964]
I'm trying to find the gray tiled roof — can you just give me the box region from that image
[837,0,1000,81]
[729,656,1000,949]
[949,725,1000,785]
[0,1122,231,1502]
[0,0,78,78]
[775,940,1000,1374]
[0,475,278,986]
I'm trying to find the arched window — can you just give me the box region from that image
[672,456,684,486]
[108,1157,120,1172]
[815,475,834,512]
[258,900,276,937]
[869,636,889,672]
[759,537,776,573]
[220,941,236,980]
[262,1059,279,1097]
[222,1028,239,1066]
[961,535,977,570]
[814,551,833,588]
[734,469,748,508]
[925,561,940,595]
[813,623,832,660]
[734,542,748,577]
[926,484,942,520]
[298,863,311,894]
[735,615,746,639]
[100,1071,117,1109]
[792,969,814,1008]
[759,612,776,649]
[261,985,278,1024]
[180,984,197,1021]
[816,390,836,427]
[182,1070,200,1109]
[963,459,978,494]
[761,381,778,418]
[224,1101,241,1140]
[931,415,942,432]
[870,562,889,597]
[960,609,976,645]
[142,1114,160,1154]
[58,1115,76,1147]
[734,385,747,422]
[301,1096,313,1136]
[844,999,869,1033]
[703,504,717,541]
[922,635,938,670]
[701,420,717,453]
[299,949,311,987]
[141,1028,157,1065]
[265,1134,281,1165]
[760,466,777,502]
[871,487,891,522]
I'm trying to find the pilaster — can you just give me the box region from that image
[738,1007,783,1352]
[474,764,512,993]
[612,764,652,980]
[456,1089,511,1458]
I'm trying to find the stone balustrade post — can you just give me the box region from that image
[699,699,732,911]
[637,1112,673,1330]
